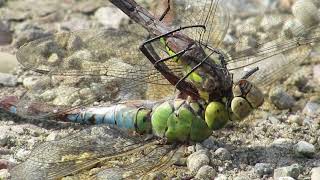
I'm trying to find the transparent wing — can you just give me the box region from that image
[15,26,180,118]
[226,5,320,88]
[10,125,179,180]
[152,0,229,48]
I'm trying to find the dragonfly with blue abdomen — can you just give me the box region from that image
[2,0,320,179]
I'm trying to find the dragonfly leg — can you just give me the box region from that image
[140,25,205,48]
[139,41,200,100]
[139,25,205,67]
[154,48,190,66]
[158,0,171,21]
[239,67,259,80]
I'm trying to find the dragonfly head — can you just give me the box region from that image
[230,79,264,120]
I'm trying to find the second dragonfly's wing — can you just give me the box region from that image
[9,125,179,179]
[14,25,183,119]
[226,2,320,88]
[151,0,230,48]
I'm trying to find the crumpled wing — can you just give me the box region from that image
[15,25,179,119]
[10,125,178,180]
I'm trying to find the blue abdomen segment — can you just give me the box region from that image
[66,105,151,132]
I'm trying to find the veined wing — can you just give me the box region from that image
[9,125,179,179]
[226,2,320,88]
[152,0,230,48]
[15,26,181,118]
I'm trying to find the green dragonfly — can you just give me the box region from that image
[2,0,319,179]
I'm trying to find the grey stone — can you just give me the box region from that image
[215,174,228,180]
[234,176,250,180]
[0,169,10,179]
[214,148,231,160]
[268,116,281,124]
[22,76,40,90]
[287,115,303,125]
[313,64,320,84]
[187,150,210,175]
[254,163,273,177]
[0,21,12,45]
[202,136,218,149]
[195,143,206,151]
[74,1,102,14]
[46,132,60,141]
[260,14,285,31]
[15,149,31,161]
[278,177,295,180]
[0,130,9,146]
[269,87,295,109]
[0,0,5,7]
[303,101,320,117]
[0,73,17,87]
[14,27,51,47]
[311,167,320,180]
[0,52,19,73]
[195,165,216,180]
[273,164,300,180]
[294,141,315,158]
[94,7,128,29]
[187,145,196,154]
[271,138,294,149]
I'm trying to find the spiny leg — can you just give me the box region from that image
[158,0,171,22]
[139,25,206,99]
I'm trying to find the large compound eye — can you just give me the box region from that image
[245,83,264,108]
[231,97,252,120]
[231,80,264,120]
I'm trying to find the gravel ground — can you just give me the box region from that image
[0,0,319,179]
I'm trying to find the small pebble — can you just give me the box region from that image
[22,76,40,90]
[0,132,9,147]
[0,21,11,45]
[278,177,295,180]
[0,73,18,87]
[294,141,315,158]
[187,150,210,175]
[187,145,196,154]
[287,115,303,125]
[195,143,206,151]
[15,149,31,160]
[0,169,10,179]
[254,163,273,177]
[273,164,300,180]
[303,101,320,117]
[215,174,228,180]
[46,132,59,141]
[271,138,294,149]
[313,64,320,83]
[269,87,295,110]
[202,136,218,149]
[311,167,320,180]
[234,175,250,180]
[214,148,231,160]
[94,7,128,29]
[0,52,18,74]
[195,165,216,180]
[0,159,10,170]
